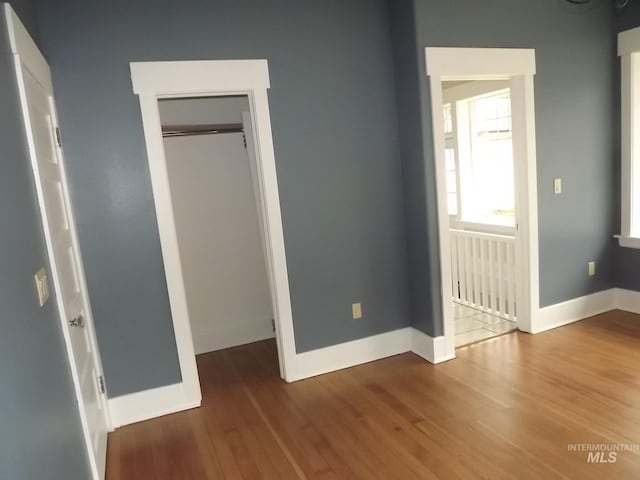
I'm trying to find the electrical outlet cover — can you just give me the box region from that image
[554,178,562,194]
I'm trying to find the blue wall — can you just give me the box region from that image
[32,0,621,398]
[399,0,618,336]
[389,0,440,336]
[0,0,625,475]
[35,0,411,397]
[0,1,90,478]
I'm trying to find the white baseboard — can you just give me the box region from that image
[290,326,457,382]
[433,335,456,363]
[291,328,412,381]
[410,328,455,364]
[110,290,640,428]
[533,288,616,334]
[108,382,201,428]
[614,288,640,314]
[110,327,446,428]
[193,320,275,355]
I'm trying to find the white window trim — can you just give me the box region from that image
[426,47,539,357]
[618,27,640,248]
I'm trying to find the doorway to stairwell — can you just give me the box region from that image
[442,81,518,347]
[425,47,540,355]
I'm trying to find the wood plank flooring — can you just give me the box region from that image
[106,310,640,479]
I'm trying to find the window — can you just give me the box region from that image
[445,148,458,215]
[443,102,453,134]
[618,27,640,248]
[443,103,459,216]
[447,88,514,228]
[464,91,515,226]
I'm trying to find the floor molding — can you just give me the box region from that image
[110,289,640,428]
[108,382,201,428]
[534,288,616,334]
[291,327,457,382]
[110,328,443,428]
[410,328,455,364]
[193,324,275,355]
[614,288,640,314]
[291,328,412,382]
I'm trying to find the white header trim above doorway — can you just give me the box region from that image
[426,48,536,78]
[130,60,270,94]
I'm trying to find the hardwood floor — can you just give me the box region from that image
[106,310,640,479]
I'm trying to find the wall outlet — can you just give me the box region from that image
[34,268,50,307]
[588,261,596,277]
[554,178,562,194]
[352,302,362,320]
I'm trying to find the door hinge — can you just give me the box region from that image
[55,127,62,148]
[242,133,247,149]
[98,375,105,394]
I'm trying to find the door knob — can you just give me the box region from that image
[69,315,85,328]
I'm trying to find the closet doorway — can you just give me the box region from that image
[131,60,297,412]
[160,96,275,355]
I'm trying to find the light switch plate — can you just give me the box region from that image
[588,261,596,277]
[34,268,50,307]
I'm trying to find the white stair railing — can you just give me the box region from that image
[450,229,516,321]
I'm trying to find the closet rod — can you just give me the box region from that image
[162,123,244,138]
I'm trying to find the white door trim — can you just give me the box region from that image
[425,47,540,358]
[130,60,298,404]
[5,3,111,478]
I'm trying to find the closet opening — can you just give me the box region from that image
[131,59,297,419]
[159,95,279,374]
[158,95,275,355]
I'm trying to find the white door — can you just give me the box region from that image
[6,5,109,479]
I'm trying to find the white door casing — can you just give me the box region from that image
[242,112,269,274]
[425,47,539,357]
[5,4,110,479]
[242,111,276,321]
[130,60,298,402]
